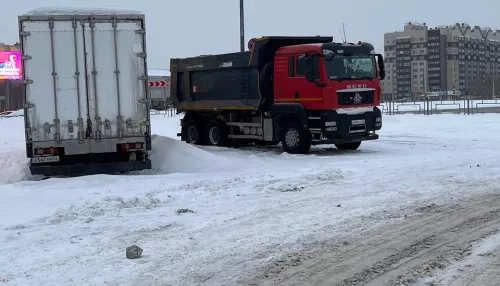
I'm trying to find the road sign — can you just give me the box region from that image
[248,38,256,51]
[148,80,168,87]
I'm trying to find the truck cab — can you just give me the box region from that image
[266,40,384,151]
[274,42,384,111]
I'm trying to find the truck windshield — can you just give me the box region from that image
[325,54,376,80]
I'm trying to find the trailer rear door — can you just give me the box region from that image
[21,16,149,155]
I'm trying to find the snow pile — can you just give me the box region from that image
[150,135,240,174]
[0,150,32,184]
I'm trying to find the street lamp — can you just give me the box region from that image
[239,0,245,52]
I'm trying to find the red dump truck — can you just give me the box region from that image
[170,36,385,154]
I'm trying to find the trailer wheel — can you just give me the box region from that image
[335,142,361,150]
[206,120,228,146]
[185,120,205,145]
[280,121,311,154]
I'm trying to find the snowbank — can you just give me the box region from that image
[150,135,239,174]
[0,133,242,184]
[0,150,32,184]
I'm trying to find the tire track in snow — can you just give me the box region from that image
[252,189,500,286]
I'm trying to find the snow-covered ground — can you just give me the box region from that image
[1,113,500,285]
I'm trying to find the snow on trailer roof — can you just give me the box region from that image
[22,7,144,16]
[148,69,171,77]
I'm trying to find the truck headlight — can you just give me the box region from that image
[376,117,381,122]
[325,121,336,126]
[325,127,337,131]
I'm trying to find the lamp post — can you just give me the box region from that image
[239,0,245,52]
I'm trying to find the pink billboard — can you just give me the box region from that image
[0,51,22,80]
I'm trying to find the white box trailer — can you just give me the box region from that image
[18,7,152,176]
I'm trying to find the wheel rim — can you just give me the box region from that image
[187,126,198,142]
[209,126,221,145]
[284,129,300,147]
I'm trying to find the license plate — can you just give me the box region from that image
[31,156,60,164]
[351,119,365,125]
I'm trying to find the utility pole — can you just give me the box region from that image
[239,0,245,52]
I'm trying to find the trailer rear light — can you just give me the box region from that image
[119,142,144,151]
[34,147,60,156]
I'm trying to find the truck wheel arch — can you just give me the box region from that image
[272,103,308,128]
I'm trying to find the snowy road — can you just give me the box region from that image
[257,192,500,286]
[1,114,500,285]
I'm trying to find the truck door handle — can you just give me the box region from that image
[295,92,299,98]
[276,89,283,92]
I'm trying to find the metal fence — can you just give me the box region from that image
[150,108,177,117]
[380,97,500,115]
[3,79,500,117]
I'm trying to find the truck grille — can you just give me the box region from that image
[337,90,374,105]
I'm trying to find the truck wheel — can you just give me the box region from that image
[206,120,228,146]
[335,142,361,150]
[185,120,205,145]
[281,121,311,154]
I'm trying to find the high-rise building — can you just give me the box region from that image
[382,22,500,100]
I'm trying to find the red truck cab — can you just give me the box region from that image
[273,41,383,111]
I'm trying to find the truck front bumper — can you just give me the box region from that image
[29,159,152,176]
[320,133,379,145]
[311,107,382,145]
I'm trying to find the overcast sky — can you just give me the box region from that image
[3,0,499,69]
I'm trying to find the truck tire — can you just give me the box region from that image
[335,142,361,150]
[206,120,228,146]
[185,120,206,145]
[280,121,312,154]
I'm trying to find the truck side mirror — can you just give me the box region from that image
[377,54,385,80]
[304,56,319,83]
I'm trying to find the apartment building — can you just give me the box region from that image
[382,22,500,100]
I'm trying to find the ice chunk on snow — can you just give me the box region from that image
[22,7,144,16]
